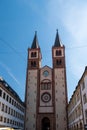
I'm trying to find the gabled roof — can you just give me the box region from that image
[54,29,62,47]
[42,65,52,70]
[31,31,40,49]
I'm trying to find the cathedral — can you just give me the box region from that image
[25,30,68,130]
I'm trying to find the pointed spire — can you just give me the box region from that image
[54,29,62,47]
[31,31,39,49]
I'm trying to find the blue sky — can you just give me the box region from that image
[0,0,87,101]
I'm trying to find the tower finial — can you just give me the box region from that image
[35,31,37,35]
[56,29,58,32]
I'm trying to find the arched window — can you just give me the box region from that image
[56,59,62,66]
[31,61,36,67]
[31,61,33,67]
[58,50,61,55]
[56,50,59,56]
[31,52,37,57]
[34,61,36,67]
[34,52,37,57]
[56,50,62,56]
[31,52,34,57]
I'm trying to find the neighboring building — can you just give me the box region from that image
[25,31,68,130]
[68,66,87,130]
[0,77,25,129]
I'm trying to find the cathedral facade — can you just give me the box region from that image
[25,31,68,130]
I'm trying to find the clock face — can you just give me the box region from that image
[43,70,49,77]
[41,92,51,103]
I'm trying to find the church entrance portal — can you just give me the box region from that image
[42,117,50,130]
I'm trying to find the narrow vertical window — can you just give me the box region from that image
[3,92,6,99]
[34,61,36,67]
[0,89,2,97]
[56,50,59,56]
[83,94,86,104]
[31,52,34,57]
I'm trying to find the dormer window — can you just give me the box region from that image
[31,52,37,57]
[56,50,61,56]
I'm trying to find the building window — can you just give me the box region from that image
[14,101,16,106]
[11,109,13,115]
[12,99,14,105]
[2,103,4,111]
[8,107,10,114]
[0,89,2,97]
[77,92,80,101]
[6,95,9,101]
[7,118,9,123]
[0,116,3,122]
[82,81,85,90]
[83,94,87,104]
[85,110,87,123]
[10,119,12,124]
[5,105,8,113]
[31,52,37,57]
[14,110,15,116]
[56,50,61,56]
[34,61,36,67]
[9,97,12,103]
[3,92,6,99]
[41,83,51,90]
[31,61,36,67]
[56,59,62,66]
[4,117,6,123]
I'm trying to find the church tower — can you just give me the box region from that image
[25,31,68,130]
[52,30,68,130]
[25,32,42,130]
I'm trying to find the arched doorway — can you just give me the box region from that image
[42,117,50,130]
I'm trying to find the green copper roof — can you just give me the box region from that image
[54,30,62,47]
[31,31,39,49]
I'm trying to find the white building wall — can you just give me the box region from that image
[54,68,67,130]
[0,85,24,129]
[25,70,37,130]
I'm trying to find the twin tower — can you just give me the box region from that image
[25,31,68,130]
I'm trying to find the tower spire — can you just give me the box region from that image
[31,31,39,49]
[54,29,62,47]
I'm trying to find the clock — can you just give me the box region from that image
[41,92,51,103]
[43,70,49,77]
